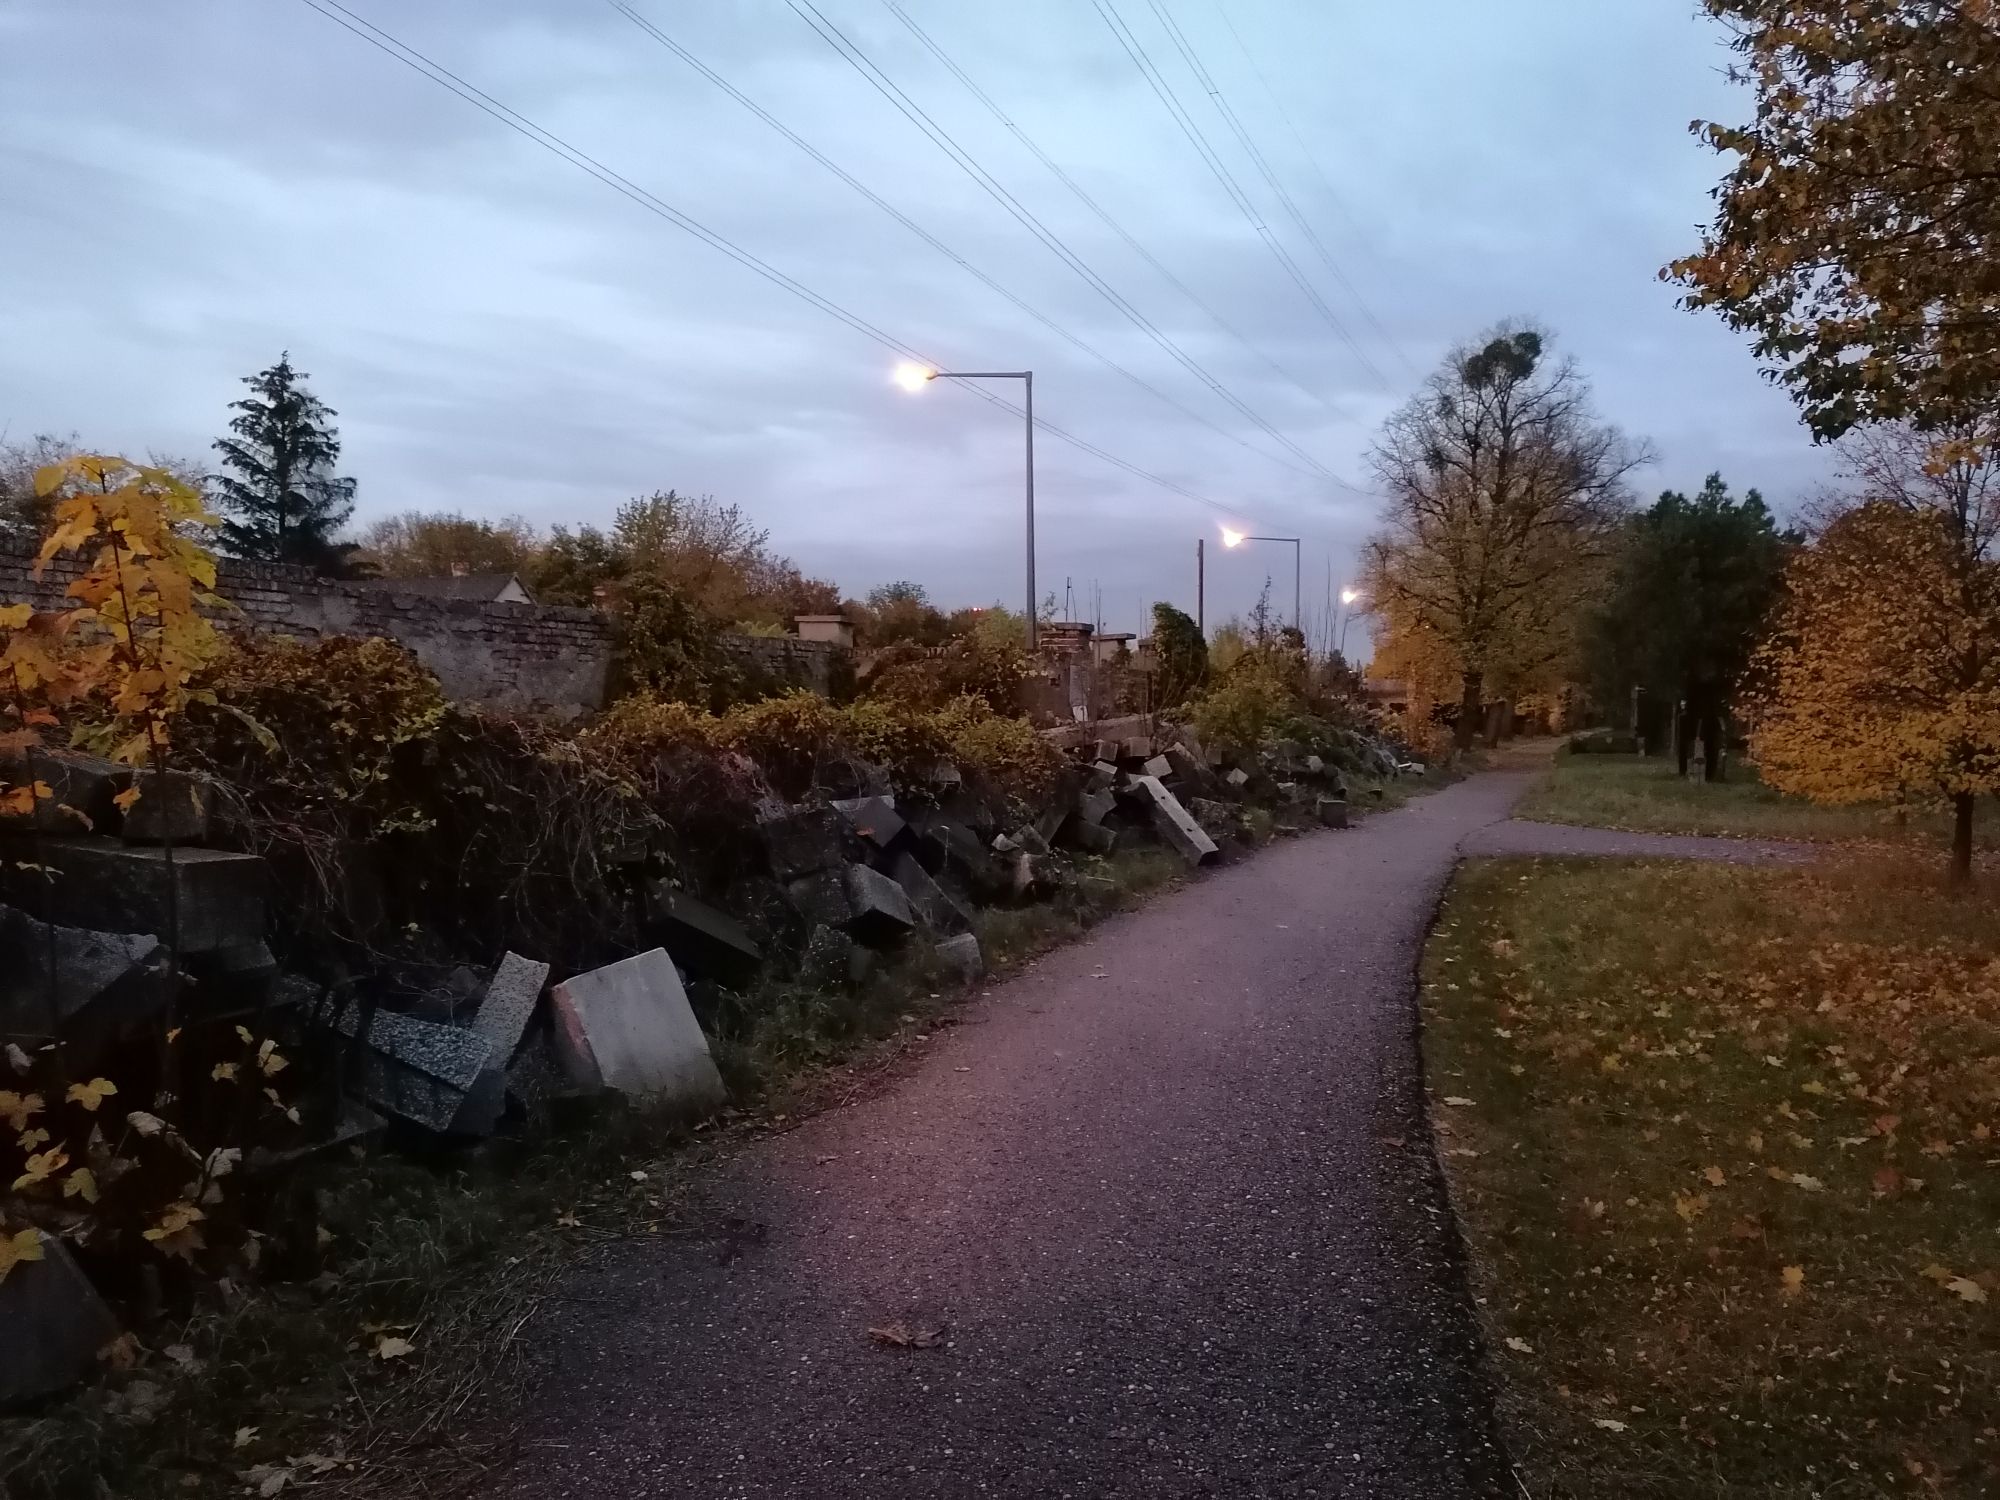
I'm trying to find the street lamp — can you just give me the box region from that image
[1221,527,1301,633]
[1338,585,1365,659]
[893,360,1038,649]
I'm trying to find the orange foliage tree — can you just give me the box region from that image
[1753,501,2000,884]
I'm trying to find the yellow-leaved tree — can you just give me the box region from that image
[1754,497,2000,885]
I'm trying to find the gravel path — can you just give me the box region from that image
[491,770,1790,1499]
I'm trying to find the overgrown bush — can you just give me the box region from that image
[860,636,1032,715]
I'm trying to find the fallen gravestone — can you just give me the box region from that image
[547,949,726,1112]
[842,863,918,946]
[888,850,974,935]
[1128,775,1220,867]
[1,839,265,955]
[114,770,213,845]
[0,1232,121,1409]
[1063,819,1118,857]
[934,932,983,984]
[464,951,552,1102]
[646,884,762,988]
[831,795,908,853]
[0,904,171,1038]
[785,869,854,930]
[1316,795,1349,829]
[332,999,497,1135]
[0,748,121,837]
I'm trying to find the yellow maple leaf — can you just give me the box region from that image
[1702,1165,1727,1187]
[1780,1265,1805,1298]
[373,1334,415,1361]
[1943,1278,1988,1305]
[0,1090,44,1131]
[62,1168,98,1204]
[111,784,142,814]
[211,1062,239,1083]
[0,1227,45,1285]
[65,1077,117,1112]
[12,1146,70,1191]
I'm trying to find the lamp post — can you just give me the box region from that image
[895,361,1037,649]
[1196,537,1205,635]
[1338,585,1364,660]
[1221,527,1302,633]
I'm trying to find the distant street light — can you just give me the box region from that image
[1221,527,1302,633]
[894,361,1038,648]
[1338,585,1366,659]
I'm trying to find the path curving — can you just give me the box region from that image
[489,770,1792,1500]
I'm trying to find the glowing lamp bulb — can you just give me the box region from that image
[1220,527,1246,549]
[892,361,936,392]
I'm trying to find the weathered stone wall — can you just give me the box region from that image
[0,547,613,719]
[719,632,849,698]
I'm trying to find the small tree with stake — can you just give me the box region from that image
[211,352,359,573]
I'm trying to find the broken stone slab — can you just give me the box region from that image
[1316,796,1350,829]
[1142,754,1175,781]
[1224,767,1251,791]
[758,804,847,882]
[887,850,974,935]
[928,760,963,788]
[1304,754,1326,777]
[831,795,909,853]
[1163,745,1211,788]
[331,997,496,1135]
[0,838,266,956]
[112,769,214,845]
[646,884,762,988]
[0,1231,121,1409]
[1091,740,1121,765]
[842,863,918,947]
[1187,797,1240,840]
[0,903,172,1039]
[1128,775,1220,867]
[1166,730,1212,772]
[934,932,983,984]
[920,820,1009,902]
[1008,823,1053,857]
[547,949,726,1112]
[1083,761,1117,793]
[1118,736,1153,762]
[1063,819,1118,857]
[0,748,123,837]
[467,951,552,1059]
[1076,788,1117,826]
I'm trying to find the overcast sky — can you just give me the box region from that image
[0,0,1828,644]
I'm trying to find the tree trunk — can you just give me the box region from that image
[1674,701,1692,778]
[1455,671,1482,752]
[1950,792,1975,888]
[1482,699,1507,749]
[1699,703,1725,783]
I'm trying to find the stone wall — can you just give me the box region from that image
[0,547,613,719]
[719,632,849,698]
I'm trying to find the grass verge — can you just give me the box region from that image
[4,769,1439,1499]
[1423,855,2000,1498]
[1516,751,1998,850]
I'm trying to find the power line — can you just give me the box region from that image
[289,0,1246,518]
[783,0,1367,492]
[606,0,1322,485]
[1093,0,1387,388]
[880,0,1330,414]
[1147,0,1409,376]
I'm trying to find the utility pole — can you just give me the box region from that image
[1196,538,1205,635]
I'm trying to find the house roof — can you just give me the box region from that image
[356,573,532,603]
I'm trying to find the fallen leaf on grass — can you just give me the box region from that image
[1943,1278,1988,1305]
[1780,1266,1805,1298]
[1504,1337,1534,1354]
[554,1210,581,1228]
[242,1463,290,1497]
[1674,1193,1709,1223]
[232,1426,259,1450]
[1789,1173,1825,1192]
[1593,1418,1628,1433]
[1872,1165,1903,1196]
[1701,1165,1726,1187]
[372,1335,414,1361]
[868,1321,944,1349]
[1442,1096,1475,1108]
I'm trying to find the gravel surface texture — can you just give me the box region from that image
[492,770,1725,1499]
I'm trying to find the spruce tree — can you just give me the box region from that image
[211,353,358,571]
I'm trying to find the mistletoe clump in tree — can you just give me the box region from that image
[210,352,359,573]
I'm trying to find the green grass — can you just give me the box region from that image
[1517,751,1994,848]
[1423,855,2000,1499]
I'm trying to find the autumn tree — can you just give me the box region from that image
[1671,1,2000,441]
[1363,326,1644,749]
[1150,601,1207,705]
[1755,500,2000,885]
[358,510,539,579]
[1586,475,1790,776]
[210,353,359,572]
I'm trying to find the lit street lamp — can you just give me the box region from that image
[1338,585,1365,659]
[1221,527,1301,633]
[894,360,1037,649]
